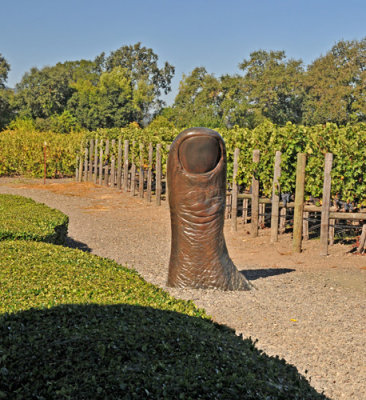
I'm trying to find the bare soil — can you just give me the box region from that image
[1,177,365,400]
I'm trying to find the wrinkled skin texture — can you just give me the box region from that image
[167,128,251,290]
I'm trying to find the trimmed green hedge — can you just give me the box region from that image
[0,194,68,244]
[0,240,327,399]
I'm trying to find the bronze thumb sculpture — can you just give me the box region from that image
[167,127,251,290]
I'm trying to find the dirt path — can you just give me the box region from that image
[1,178,365,400]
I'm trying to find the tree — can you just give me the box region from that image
[96,67,135,127]
[66,79,102,130]
[14,58,104,120]
[171,67,221,128]
[62,59,101,86]
[104,42,175,123]
[168,67,252,128]
[67,67,134,129]
[12,44,174,129]
[0,90,14,130]
[15,65,74,119]
[218,74,253,128]
[303,38,366,125]
[0,53,10,88]
[0,54,13,129]
[239,50,305,125]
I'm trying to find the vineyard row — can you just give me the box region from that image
[0,121,365,203]
[77,137,366,255]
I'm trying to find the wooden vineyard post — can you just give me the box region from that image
[98,140,104,185]
[166,144,171,205]
[103,139,110,186]
[93,138,98,184]
[110,156,116,187]
[78,153,83,182]
[116,138,122,190]
[130,141,136,196]
[231,148,239,231]
[242,198,249,224]
[225,193,232,219]
[303,212,309,240]
[146,142,153,202]
[139,143,144,198]
[75,156,79,181]
[279,207,287,234]
[88,139,94,181]
[251,150,260,238]
[293,153,306,253]
[123,140,129,192]
[259,203,265,226]
[111,139,116,187]
[270,151,282,243]
[357,224,366,253]
[83,147,88,182]
[329,218,335,246]
[320,153,333,256]
[43,142,47,185]
[156,143,162,206]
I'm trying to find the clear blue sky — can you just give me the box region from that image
[2,0,366,104]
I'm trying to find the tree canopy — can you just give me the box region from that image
[2,38,366,132]
[167,67,252,129]
[0,54,10,89]
[239,50,304,125]
[15,65,75,119]
[302,39,366,125]
[0,53,13,129]
[104,42,175,124]
[8,43,175,131]
[166,39,366,129]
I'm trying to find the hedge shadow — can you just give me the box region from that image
[0,304,328,399]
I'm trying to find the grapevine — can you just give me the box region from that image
[0,122,365,205]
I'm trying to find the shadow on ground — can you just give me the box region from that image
[241,268,295,281]
[64,236,92,252]
[0,304,327,399]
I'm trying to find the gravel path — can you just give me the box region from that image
[1,179,365,400]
